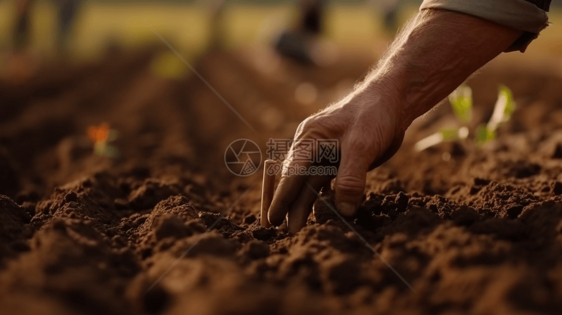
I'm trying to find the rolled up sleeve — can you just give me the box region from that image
[420,0,551,52]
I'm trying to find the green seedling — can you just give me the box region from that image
[475,85,516,146]
[415,84,472,151]
[415,84,515,151]
[94,130,119,158]
[449,84,472,124]
[88,124,120,158]
[415,127,469,151]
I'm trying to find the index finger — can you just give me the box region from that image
[267,142,314,226]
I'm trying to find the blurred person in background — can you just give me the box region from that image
[379,0,404,35]
[207,0,227,49]
[7,0,36,81]
[273,0,327,64]
[274,0,404,64]
[55,0,82,54]
[266,0,551,233]
[13,0,81,52]
[13,0,34,52]
[7,0,81,81]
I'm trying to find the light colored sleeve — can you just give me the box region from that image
[420,0,550,52]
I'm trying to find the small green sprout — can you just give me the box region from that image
[415,84,472,152]
[88,124,120,158]
[94,130,119,158]
[449,85,472,124]
[475,85,516,146]
[415,84,515,151]
[415,127,469,151]
[474,125,495,144]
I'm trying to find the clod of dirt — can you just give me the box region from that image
[251,225,278,241]
[552,181,562,195]
[313,196,340,224]
[239,239,270,260]
[140,195,199,234]
[321,254,367,295]
[153,214,194,240]
[128,179,182,210]
[470,177,491,194]
[167,231,239,258]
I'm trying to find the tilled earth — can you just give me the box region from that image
[1,48,562,315]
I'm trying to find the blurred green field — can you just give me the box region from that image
[0,0,561,62]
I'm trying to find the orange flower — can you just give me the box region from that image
[87,124,110,143]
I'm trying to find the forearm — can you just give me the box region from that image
[363,9,522,131]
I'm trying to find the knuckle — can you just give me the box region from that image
[296,115,336,140]
[344,124,387,161]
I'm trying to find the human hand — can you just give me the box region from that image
[266,7,522,234]
[267,85,406,233]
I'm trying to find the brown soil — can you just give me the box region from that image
[1,48,562,315]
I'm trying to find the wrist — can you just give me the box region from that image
[366,59,453,132]
[360,73,410,133]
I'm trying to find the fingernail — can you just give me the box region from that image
[338,202,356,216]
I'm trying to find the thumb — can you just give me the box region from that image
[334,144,370,217]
